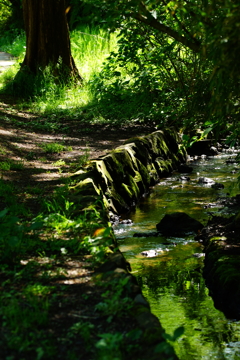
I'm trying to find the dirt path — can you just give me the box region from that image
[0,52,15,73]
[0,95,156,214]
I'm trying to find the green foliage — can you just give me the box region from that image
[40,142,72,154]
[0,208,43,264]
[0,159,24,171]
[95,332,124,360]
[0,30,25,56]
[95,275,133,323]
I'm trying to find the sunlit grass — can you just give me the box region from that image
[0,26,118,121]
[71,26,117,81]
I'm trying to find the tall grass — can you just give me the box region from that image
[71,26,116,81]
[0,29,26,57]
[0,26,118,121]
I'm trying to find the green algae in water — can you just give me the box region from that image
[115,154,240,360]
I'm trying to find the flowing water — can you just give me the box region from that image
[114,152,240,360]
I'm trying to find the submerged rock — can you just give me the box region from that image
[178,175,190,182]
[141,250,158,257]
[198,177,215,185]
[211,182,224,190]
[141,249,166,257]
[156,212,204,236]
[133,231,159,237]
[198,177,224,189]
[178,163,193,173]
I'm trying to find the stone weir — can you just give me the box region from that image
[68,128,186,359]
[70,128,187,216]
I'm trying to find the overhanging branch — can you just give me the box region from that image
[131,1,201,53]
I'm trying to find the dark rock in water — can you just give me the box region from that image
[156,212,204,236]
[141,250,158,257]
[198,177,224,189]
[133,231,159,237]
[226,158,237,164]
[198,177,215,185]
[178,163,193,173]
[187,139,212,156]
[211,182,224,190]
[209,146,219,155]
[178,175,190,182]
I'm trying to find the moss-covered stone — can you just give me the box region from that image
[71,128,185,214]
[70,177,101,196]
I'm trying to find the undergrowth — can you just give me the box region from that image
[0,25,165,129]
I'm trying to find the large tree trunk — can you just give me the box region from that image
[21,0,82,81]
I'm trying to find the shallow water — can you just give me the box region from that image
[115,152,240,360]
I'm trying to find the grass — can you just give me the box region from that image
[0,25,155,129]
[39,142,72,154]
[0,26,119,124]
[0,178,154,359]
[0,159,24,170]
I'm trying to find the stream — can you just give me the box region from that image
[114,151,240,360]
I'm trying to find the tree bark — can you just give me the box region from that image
[21,0,82,81]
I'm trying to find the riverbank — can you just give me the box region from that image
[197,195,240,319]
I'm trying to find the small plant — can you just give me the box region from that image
[0,160,24,171]
[53,159,66,167]
[0,208,43,264]
[0,161,11,170]
[95,275,133,323]
[40,142,65,154]
[0,292,50,353]
[67,321,95,350]
[154,326,185,357]
[25,151,37,160]
[96,332,124,360]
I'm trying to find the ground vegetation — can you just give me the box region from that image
[0,1,239,358]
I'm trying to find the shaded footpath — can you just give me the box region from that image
[1,127,185,360]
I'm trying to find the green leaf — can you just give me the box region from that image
[8,236,20,247]
[201,127,213,138]
[113,71,121,76]
[173,326,184,341]
[182,134,190,141]
[29,222,44,231]
[0,208,8,218]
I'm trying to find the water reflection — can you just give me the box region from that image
[115,154,240,359]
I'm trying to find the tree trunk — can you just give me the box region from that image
[21,0,82,81]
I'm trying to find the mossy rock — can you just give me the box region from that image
[120,175,140,203]
[145,131,169,158]
[136,159,150,188]
[123,139,152,166]
[105,185,130,213]
[154,158,173,176]
[70,177,101,196]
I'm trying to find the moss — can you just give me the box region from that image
[70,177,101,196]
[105,186,129,213]
[209,236,227,241]
[136,159,150,187]
[124,138,152,166]
[147,164,159,185]
[146,131,169,158]
[71,129,184,215]
[120,175,140,203]
[114,148,137,177]
[154,158,173,176]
